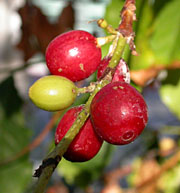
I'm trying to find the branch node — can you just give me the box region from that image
[33,155,61,178]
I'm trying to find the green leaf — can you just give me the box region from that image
[159,69,180,119]
[158,163,180,193]
[153,0,171,16]
[150,0,180,65]
[104,0,124,30]
[0,118,32,193]
[0,158,32,193]
[0,76,23,118]
[130,0,155,70]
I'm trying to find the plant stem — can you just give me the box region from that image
[108,34,127,68]
[33,36,126,192]
[32,1,133,191]
[96,35,116,47]
[33,80,110,193]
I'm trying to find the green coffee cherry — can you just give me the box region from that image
[29,75,77,111]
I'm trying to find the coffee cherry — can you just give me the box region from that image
[29,75,77,111]
[46,30,102,82]
[90,82,148,145]
[55,106,103,162]
[97,56,111,79]
[97,57,130,83]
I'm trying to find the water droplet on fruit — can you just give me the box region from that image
[69,47,78,57]
[49,89,58,96]
[122,111,126,116]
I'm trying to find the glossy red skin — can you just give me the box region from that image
[46,30,101,82]
[97,57,130,83]
[55,106,103,162]
[90,82,148,145]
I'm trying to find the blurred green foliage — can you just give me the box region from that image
[0,78,32,193]
[0,0,180,193]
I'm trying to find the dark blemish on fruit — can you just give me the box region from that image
[121,130,135,142]
[72,88,76,93]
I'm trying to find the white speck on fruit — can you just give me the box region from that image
[120,60,130,83]
[74,144,82,151]
[119,86,124,89]
[113,86,118,90]
[79,63,85,71]
[58,68,62,72]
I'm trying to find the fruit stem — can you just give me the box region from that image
[33,36,127,193]
[32,1,135,192]
[32,80,109,193]
[96,35,116,47]
[77,82,97,94]
[97,19,118,35]
[107,34,127,68]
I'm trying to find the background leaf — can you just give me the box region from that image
[104,0,124,30]
[130,0,155,70]
[57,143,114,187]
[0,76,23,118]
[159,69,180,119]
[150,0,180,65]
[0,117,32,193]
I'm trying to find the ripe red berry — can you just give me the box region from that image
[46,30,102,82]
[90,82,148,145]
[55,106,103,162]
[97,57,130,83]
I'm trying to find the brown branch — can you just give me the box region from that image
[135,149,180,191]
[118,0,136,37]
[101,146,180,193]
[0,111,62,167]
[118,0,137,55]
[101,165,132,193]
[103,165,132,185]
[130,61,180,87]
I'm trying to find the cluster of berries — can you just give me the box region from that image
[29,30,148,162]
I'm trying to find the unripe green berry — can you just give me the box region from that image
[29,75,77,111]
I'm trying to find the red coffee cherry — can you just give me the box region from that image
[46,30,102,82]
[97,57,130,83]
[55,106,103,162]
[90,82,148,145]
